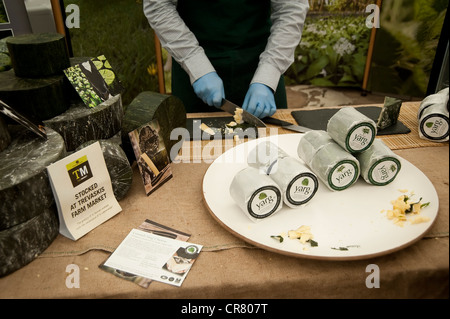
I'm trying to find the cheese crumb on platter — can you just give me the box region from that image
[271,225,318,247]
[382,190,431,226]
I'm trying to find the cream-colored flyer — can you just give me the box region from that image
[47,142,122,240]
[104,229,202,287]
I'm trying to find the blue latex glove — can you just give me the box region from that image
[242,83,276,119]
[192,72,225,108]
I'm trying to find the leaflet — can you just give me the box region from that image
[104,228,202,287]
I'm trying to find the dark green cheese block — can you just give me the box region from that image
[0,52,12,72]
[44,94,123,152]
[0,115,11,152]
[76,140,133,201]
[6,33,70,78]
[121,92,186,163]
[0,70,70,121]
[0,203,59,277]
[0,128,66,230]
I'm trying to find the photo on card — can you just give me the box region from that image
[163,245,201,276]
[128,119,172,196]
[91,55,124,96]
[64,60,112,108]
[0,1,10,24]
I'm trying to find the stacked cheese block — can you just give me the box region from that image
[0,33,127,277]
[0,34,72,277]
[298,107,401,191]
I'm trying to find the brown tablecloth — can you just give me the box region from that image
[0,105,448,299]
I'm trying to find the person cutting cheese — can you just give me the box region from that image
[143,0,309,119]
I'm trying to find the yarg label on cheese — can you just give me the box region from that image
[248,187,281,219]
[368,159,401,186]
[286,174,318,205]
[420,115,449,140]
[329,161,359,191]
[347,124,375,152]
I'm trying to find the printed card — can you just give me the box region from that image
[128,119,173,196]
[47,142,122,240]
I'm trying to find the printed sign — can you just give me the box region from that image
[47,142,122,240]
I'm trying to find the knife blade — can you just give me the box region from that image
[220,99,267,128]
[262,117,312,133]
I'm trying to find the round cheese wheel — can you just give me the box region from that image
[121,92,186,163]
[327,107,377,153]
[0,70,71,121]
[298,130,360,192]
[0,128,66,230]
[0,204,59,277]
[6,33,70,78]
[44,94,124,152]
[418,88,449,142]
[76,140,133,201]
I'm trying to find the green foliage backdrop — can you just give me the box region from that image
[368,0,448,97]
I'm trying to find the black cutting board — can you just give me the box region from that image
[186,117,258,141]
[291,106,411,136]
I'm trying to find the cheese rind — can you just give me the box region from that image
[44,95,124,151]
[0,204,59,277]
[0,128,66,230]
[0,70,70,121]
[6,33,70,78]
[76,140,133,201]
[0,115,11,152]
[327,107,377,153]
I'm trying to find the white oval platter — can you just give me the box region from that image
[202,134,439,260]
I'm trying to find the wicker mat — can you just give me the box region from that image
[177,102,447,163]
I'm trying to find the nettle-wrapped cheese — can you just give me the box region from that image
[327,107,377,153]
[0,128,66,230]
[248,141,319,208]
[0,115,11,152]
[76,140,133,201]
[418,88,449,142]
[355,139,401,186]
[230,167,283,222]
[298,131,360,191]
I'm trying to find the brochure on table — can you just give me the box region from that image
[47,142,122,240]
[103,228,202,287]
[99,219,192,288]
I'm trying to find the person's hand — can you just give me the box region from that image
[192,72,225,108]
[242,83,276,118]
